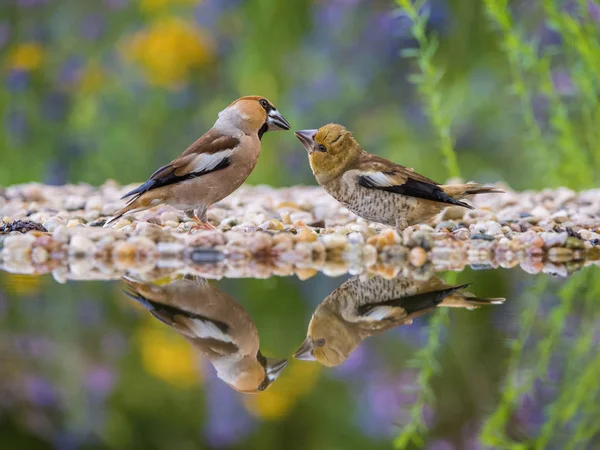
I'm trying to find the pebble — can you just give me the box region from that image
[408,247,427,267]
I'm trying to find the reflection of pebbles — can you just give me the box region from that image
[295,275,504,367]
[122,276,288,393]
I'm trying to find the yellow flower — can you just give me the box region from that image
[0,273,44,296]
[139,0,198,14]
[6,43,44,71]
[78,63,105,94]
[122,17,213,88]
[244,360,320,420]
[137,318,201,388]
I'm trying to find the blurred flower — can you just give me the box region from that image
[122,17,213,88]
[41,92,69,122]
[81,14,105,40]
[6,42,44,71]
[25,376,59,407]
[16,0,48,6]
[0,22,10,49]
[139,0,198,14]
[590,1,600,21]
[77,63,106,94]
[5,69,29,91]
[4,108,28,139]
[85,367,116,401]
[243,361,320,420]
[106,0,129,9]
[57,57,83,89]
[204,368,255,448]
[0,274,43,296]
[137,319,201,388]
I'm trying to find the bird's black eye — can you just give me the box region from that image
[259,99,269,110]
[318,144,327,153]
[316,338,326,347]
[258,380,268,391]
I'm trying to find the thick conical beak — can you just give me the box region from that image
[267,109,291,131]
[294,129,318,152]
[293,337,316,361]
[266,358,289,381]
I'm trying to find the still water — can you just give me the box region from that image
[0,265,598,450]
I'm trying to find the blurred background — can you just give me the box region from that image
[1,0,600,449]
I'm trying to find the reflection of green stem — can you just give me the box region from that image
[394,308,449,448]
[396,0,461,179]
[480,277,548,448]
[540,273,600,450]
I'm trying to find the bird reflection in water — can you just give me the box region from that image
[294,275,505,367]
[122,276,288,393]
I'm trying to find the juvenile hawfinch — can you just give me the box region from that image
[123,276,288,393]
[106,96,290,228]
[295,124,502,231]
[294,274,504,367]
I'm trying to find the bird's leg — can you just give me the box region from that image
[186,207,215,231]
[395,218,409,233]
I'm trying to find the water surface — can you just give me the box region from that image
[0,265,598,449]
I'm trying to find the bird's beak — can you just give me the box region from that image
[267,109,291,131]
[294,129,318,153]
[266,358,289,381]
[293,337,316,361]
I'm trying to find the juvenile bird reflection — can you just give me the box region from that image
[294,275,504,367]
[123,276,288,393]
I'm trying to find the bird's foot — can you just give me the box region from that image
[190,220,217,231]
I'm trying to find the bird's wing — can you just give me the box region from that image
[355,154,472,208]
[357,284,470,320]
[122,288,231,340]
[121,130,240,199]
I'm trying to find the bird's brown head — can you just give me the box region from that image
[293,306,362,367]
[228,351,288,394]
[294,124,361,184]
[220,96,290,138]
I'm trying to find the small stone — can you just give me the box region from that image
[322,233,348,250]
[296,268,317,280]
[408,247,427,267]
[160,212,180,223]
[70,235,95,256]
[540,231,568,248]
[295,228,317,243]
[31,246,49,264]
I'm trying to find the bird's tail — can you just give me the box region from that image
[104,196,145,227]
[441,183,504,200]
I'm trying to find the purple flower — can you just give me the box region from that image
[5,70,29,92]
[427,439,455,450]
[57,57,83,89]
[552,70,575,96]
[5,108,28,138]
[85,367,116,400]
[105,0,128,9]
[203,364,255,447]
[81,14,105,40]
[41,92,69,122]
[590,1,600,21]
[26,376,58,407]
[0,22,10,49]
[16,0,48,6]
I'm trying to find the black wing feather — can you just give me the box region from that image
[121,157,231,200]
[357,283,470,317]
[359,175,473,209]
[122,289,229,333]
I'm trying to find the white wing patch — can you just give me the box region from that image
[180,317,233,343]
[362,172,396,187]
[191,149,236,173]
[362,306,397,321]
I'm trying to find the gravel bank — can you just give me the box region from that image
[1,182,599,281]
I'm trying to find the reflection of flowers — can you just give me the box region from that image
[243,361,320,420]
[1,274,43,296]
[122,17,213,88]
[137,319,201,388]
[6,42,44,71]
[139,0,198,14]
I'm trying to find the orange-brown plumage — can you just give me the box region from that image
[122,276,288,393]
[105,96,290,228]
